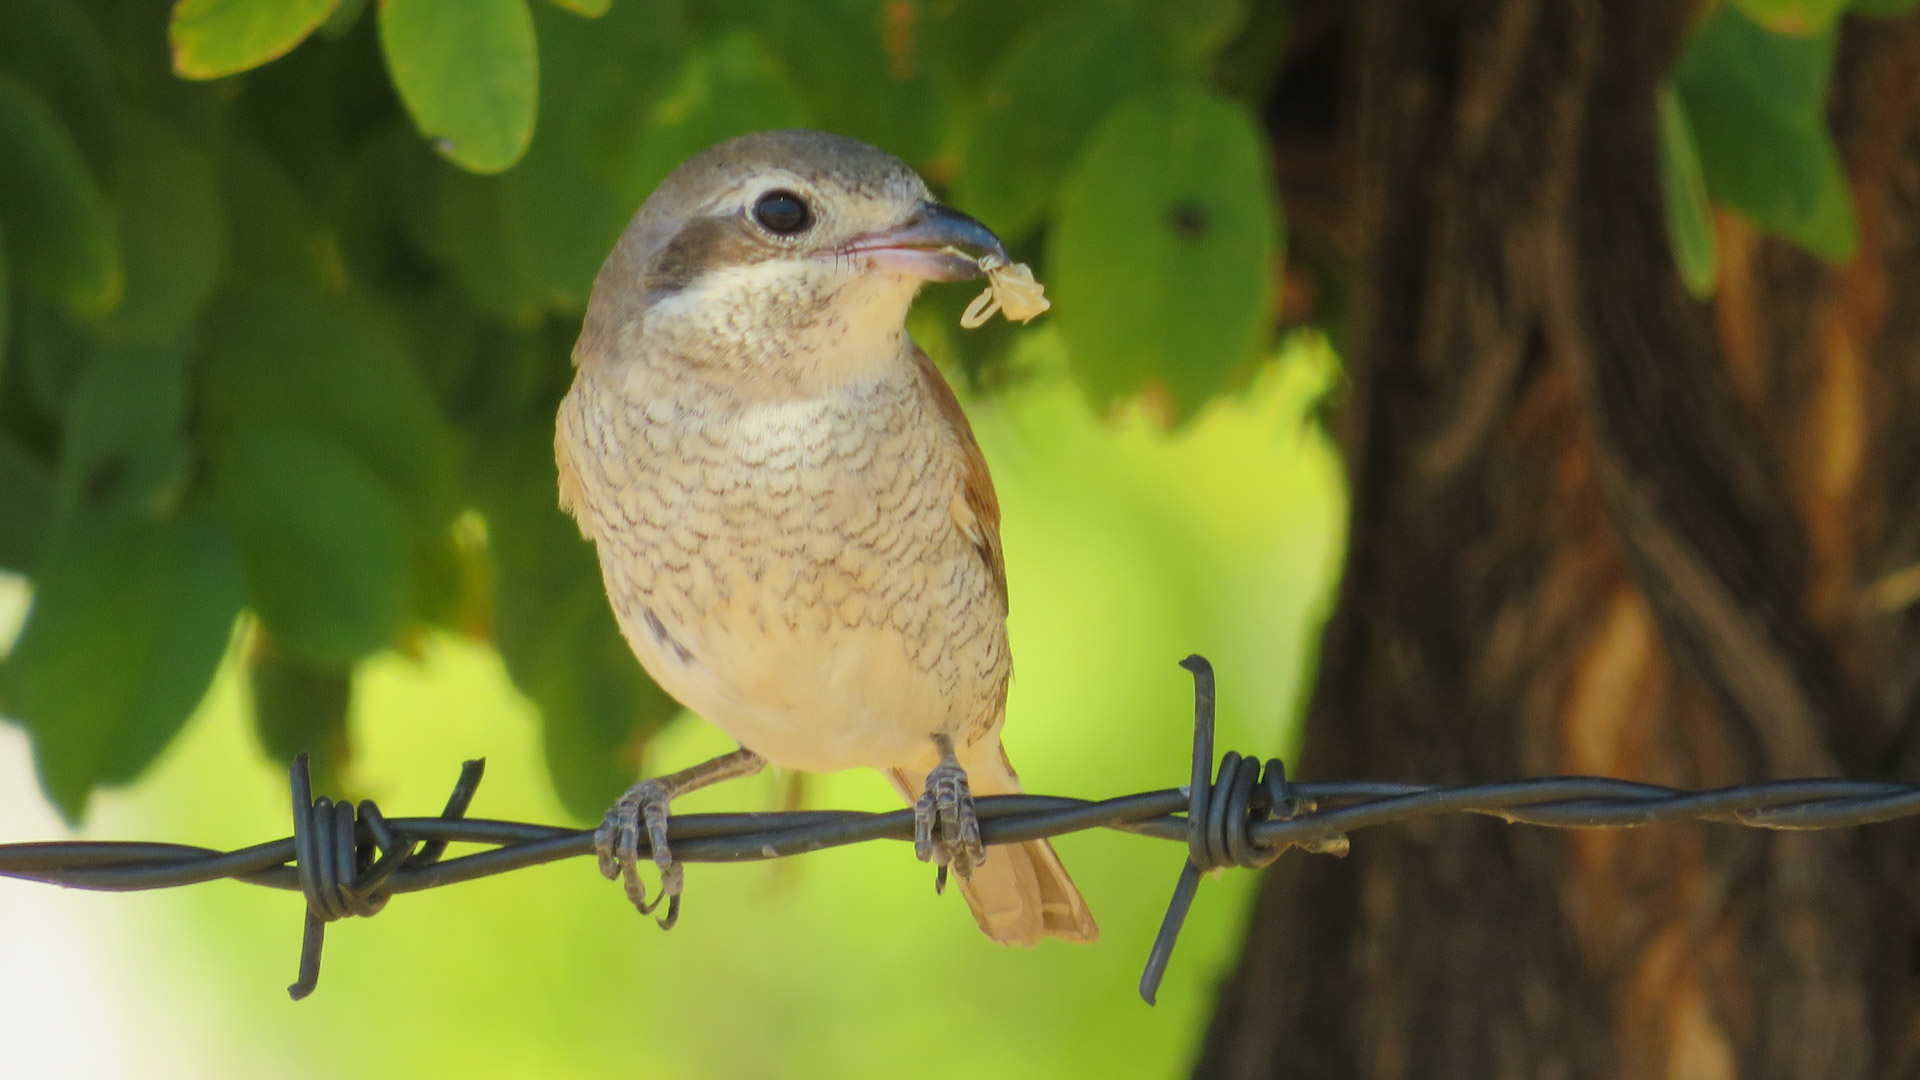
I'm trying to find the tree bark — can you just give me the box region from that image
[1198,3,1920,1078]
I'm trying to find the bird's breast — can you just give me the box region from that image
[555,366,1008,771]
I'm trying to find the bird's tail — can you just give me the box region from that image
[885,742,1098,946]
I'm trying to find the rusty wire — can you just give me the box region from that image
[5,654,1920,1005]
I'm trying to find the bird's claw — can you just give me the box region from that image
[914,757,983,893]
[594,778,683,929]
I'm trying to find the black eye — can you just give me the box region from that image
[753,190,812,235]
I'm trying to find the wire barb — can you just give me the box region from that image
[5,654,1920,1003]
[285,754,485,999]
[1138,657,1325,1005]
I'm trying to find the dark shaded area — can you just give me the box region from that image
[1203,2,1920,1077]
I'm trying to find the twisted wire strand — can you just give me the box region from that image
[4,655,1919,1004]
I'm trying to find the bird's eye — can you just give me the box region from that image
[753,190,812,236]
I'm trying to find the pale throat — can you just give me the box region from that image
[644,259,926,396]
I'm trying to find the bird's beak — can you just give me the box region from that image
[840,201,1009,282]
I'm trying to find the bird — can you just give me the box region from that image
[553,129,1097,946]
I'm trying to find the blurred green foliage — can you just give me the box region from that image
[1659,0,1918,295]
[0,341,1349,1076]
[0,0,1292,822]
[0,0,1893,825]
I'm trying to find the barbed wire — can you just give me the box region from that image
[6,654,1920,1005]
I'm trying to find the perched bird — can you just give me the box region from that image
[554,129,1097,945]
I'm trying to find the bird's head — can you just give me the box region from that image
[578,129,1008,396]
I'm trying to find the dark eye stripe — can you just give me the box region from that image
[648,217,762,294]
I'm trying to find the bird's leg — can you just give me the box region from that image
[595,746,765,928]
[913,734,984,894]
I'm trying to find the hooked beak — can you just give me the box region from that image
[840,201,1009,282]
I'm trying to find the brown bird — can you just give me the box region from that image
[554,129,1097,945]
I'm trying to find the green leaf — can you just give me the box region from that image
[10,296,95,420]
[545,0,611,15]
[915,0,1047,99]
[1797,146,1860,261]
[200,286,459,534]
[512,138,630,311]
[407,312,555,442]
[169,0,342,80]
[420,133,626,322]
[3,511,242,821]
[94,116,227,343]
[211,428,410,667]
[477,427,678,821]
[531,0,690,184]
[404,0,680,319]
[747,0,944,168]
[1050,85,1278,421]
[0,225,10,364]
[416,166,539,324]
[319,0,371,38]
[1677,6,1833,114]
[618,29,809,205]
[0,438,54,574]
[0,0,118,175]
[379,0,539,174]
[55,341,190,522]
[0,74,121,316]
[531,580,679,820]
[1142,0,1247,65]
[406,514,478,634]
[1657,82,1719,298]
[413,0,690,316]
[335,122,443,302]
[207,261,474,638]
[1851,0,1920,16]
[222,139,328,289]
[957,4,1158,241]
[1213,0,1291,106]
[1730,0,1850,33]
[1674,6,1857,262]
[248,633,352,792]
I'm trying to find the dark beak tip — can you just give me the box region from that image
[842,200,1008,282]
[918,201,1009,265]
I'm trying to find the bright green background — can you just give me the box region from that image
[0,334,1345,1079]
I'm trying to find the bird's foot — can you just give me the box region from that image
[914,751,984,894]
[595,778,683,929]
[591,747,766,928]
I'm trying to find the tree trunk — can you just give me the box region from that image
[1198,3,1920,1078]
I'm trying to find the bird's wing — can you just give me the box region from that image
[910,347,1007,612]
[553,384,590,527]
